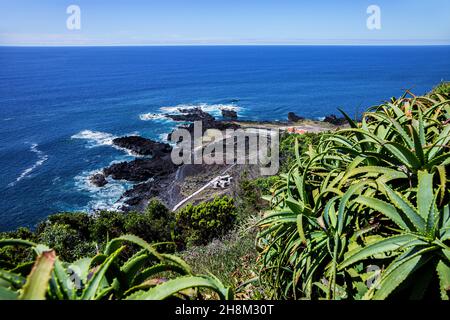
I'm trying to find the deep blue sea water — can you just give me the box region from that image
[0,46,449,231]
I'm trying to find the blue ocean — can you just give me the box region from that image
[0,46,449,231]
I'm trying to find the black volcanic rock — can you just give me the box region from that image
[103,156,178,182]
[166,107,241,142]
[171,121,240,141]
[113,136,172,157]
[124,196,144,206]
[122,180,160,206]
[90,173,108,187]
[287,112,304,122]
[166,108,215,122]
[323,114,347,126]
[222,109,238,119]
[123,181,158,198]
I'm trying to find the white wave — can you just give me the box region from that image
[9,143,48,186]
[158,132,170,142]
[71,130,117,148]
[160,103,241,115]
[74,169,131,212]
[71,130,144,157]
[139,113,169,121]
[158,131,178,146]
[140,103,243,122]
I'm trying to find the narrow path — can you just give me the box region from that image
[171,163,237,212]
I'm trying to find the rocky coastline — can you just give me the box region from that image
[88,108,346,212]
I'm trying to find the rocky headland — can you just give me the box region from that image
[113,136,172,157]
[88,107,347,212]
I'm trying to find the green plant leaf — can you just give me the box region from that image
[52,258,74,300]
[104,234,162,260]
[383,141,421,170]
[19,250,56,300]
[159,254,193,275]
[126,275,231,300]
[339,234,424,270]
[0,239,36,249]
[81,246,124,300]
[381,182,426,232]
[417,171,434,221]
[0,286,19,300]
[353,195,411,231]
[436,259,450,300]
[0,269,26,289]
[368,247,435,300]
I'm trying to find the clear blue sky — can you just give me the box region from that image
[1,0,449,45]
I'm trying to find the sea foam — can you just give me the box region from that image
[139,113,169,121]
[9,143,48,186]
[71,130,117,148]
[74,168,131,212]
[139,103,242,121]
[71,130,143,157]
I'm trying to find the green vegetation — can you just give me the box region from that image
[0,197,236,264]
[279,132,321,172]
[0,235,231,300]
[0,196,239,300]
[257,90,450,299]
[175,196,237,247]
[432,81,450,95]
[1,200,175,263]
[182,217,261,296]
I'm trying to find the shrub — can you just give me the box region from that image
[238,175,277,217]
[239,177,262,213]
[124,200,174,244]
[1,200,175,263]
[37,223,97,262]
[175,196,237,247]
[0,227,36,269]
[36,212,91,238]
[89,211,127,243]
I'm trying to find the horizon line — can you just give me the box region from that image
[1,43,450,48]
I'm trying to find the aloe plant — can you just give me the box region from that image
[340,171,450,300]
[257,90,450,300]
[0,235,232,300]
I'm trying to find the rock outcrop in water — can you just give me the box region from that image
[90,135,174,188]
[287,112,304,122]
[113,136,172,157]
[90,173,108,187]
[323,114,347,125]
[166,107,240,141]
[221,109,238,119]
[165,108,215,122]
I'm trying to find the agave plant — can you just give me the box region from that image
[340,171,450,300]
[257,90,450,300]
[0,235,232,300]
[338,93,450,188]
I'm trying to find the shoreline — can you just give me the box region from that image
[87,109,347,214]
[0,109,349,233]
